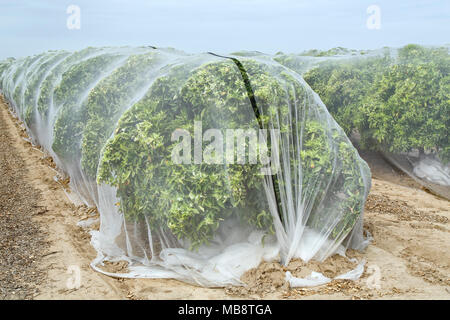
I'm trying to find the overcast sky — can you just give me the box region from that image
[0,0,449,59]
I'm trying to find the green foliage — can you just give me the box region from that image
[0,47,370,252]
[297,44,449,163]
[11,54,47,117]
[80,52,162,178]
[98,59,368,249]
[299,47,363,57]
[51,53,125,161]
[37,47,100,119]
[23,51,69,126]
[98,60,263,249]
[0,58,14,84]
[360,53,449,162]
[302,54,392,135]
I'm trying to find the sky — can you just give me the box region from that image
[0,0,449,59]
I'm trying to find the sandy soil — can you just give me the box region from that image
[0,100,48,299]
[0,97,449,300]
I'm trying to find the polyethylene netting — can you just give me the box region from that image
[272,45,450,199]
[0,47,371,286]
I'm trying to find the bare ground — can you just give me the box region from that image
[0,97,449,300]
[0,101,48,299]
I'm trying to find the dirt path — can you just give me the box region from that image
[0,98,127,299]
[0,97,449,300]
[0,100,48,299]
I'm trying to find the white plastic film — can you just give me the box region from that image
[285,258,366,288]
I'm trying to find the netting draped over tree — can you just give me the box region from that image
[274,45,450,199]
[0,47,371,286]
